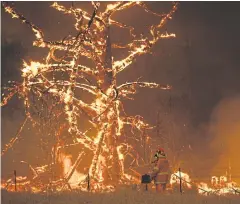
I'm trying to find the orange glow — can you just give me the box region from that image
[1,1,179,193]
[170,171,192,188]
[169,171,240,196]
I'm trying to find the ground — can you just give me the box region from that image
[1,187,240,204]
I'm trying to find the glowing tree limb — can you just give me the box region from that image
[89,124,107,179]
[1,1,178,192]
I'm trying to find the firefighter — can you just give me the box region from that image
[150,148,170,192]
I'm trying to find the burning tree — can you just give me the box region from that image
[1,2,177,192]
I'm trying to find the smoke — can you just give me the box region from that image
[208,95,240,183]
[2,1,240,184]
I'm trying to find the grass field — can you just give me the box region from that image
[1,188,240,204]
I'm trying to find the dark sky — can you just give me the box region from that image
[1,2,240,180]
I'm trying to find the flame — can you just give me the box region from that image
[60,153,86,189]
[22,61,43,78]
[1,1,178,193]
[169,171,240,196]
[2,2,240,195]
[170,171,192,188]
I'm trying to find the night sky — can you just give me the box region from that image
[1,2,240,181]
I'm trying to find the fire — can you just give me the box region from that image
[197,180,240,196]
[2,1,240,195]
[169,171,240,196]
[22,61,42,77]
[2,169,240,195]
[170,171,192,188]
[59,153,86,189]
[1,1,178,193]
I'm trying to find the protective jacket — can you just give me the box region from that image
[151,154,170,185]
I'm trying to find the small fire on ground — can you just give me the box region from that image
[1,155,240,195]
[170,171,240,196]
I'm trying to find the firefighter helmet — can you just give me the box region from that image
[158,147,165,153]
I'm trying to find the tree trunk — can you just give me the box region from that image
[89,22,122,186]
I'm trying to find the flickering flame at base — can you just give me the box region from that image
[2,169,239,195]
[60,154,86,188]
[170,171,240,196]
[170,171,192,188]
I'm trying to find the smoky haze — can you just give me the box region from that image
[1,2,240,181]
[208,96,240,183]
